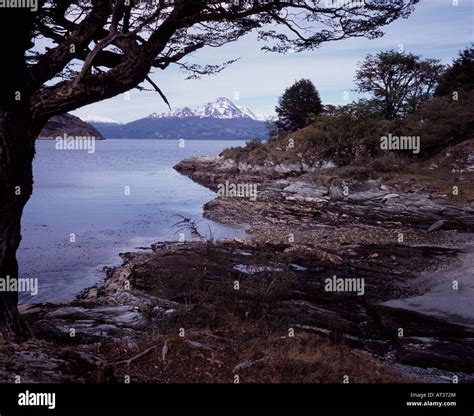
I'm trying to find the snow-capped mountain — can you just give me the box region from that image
[236,105,258,120]
[89,97,270,140]
[149,106,195,119]
[148,98,265,121]
[194,97,251,119]
[80,114,122,124]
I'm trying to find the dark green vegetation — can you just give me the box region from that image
[436,45,474,97]
[355,50,443,120]
[275,79,323,132]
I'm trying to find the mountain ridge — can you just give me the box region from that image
[145,97,270,121]
[86,97,271,140]
[40,114,105,140]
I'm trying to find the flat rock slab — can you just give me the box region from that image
[283,181,329,198]
[381,244,474,329]
[44,305,147,329]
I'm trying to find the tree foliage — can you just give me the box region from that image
[275,79,323,132]
[402,90,474,155]
[311,100,389,166]
[435,45,474,97]
[355,50,443,120]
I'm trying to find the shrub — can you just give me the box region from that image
[401,90,474,156]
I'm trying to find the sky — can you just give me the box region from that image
[71,0,474,123]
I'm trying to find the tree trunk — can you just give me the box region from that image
[0,9,37,341]
[0,107,35,341]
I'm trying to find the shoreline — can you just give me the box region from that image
[18,139,247,304]
[4,154,474,383]
[188,156,474,328]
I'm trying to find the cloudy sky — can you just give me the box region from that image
[72,0,473,123]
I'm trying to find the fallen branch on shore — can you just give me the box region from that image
[115,346,157,367]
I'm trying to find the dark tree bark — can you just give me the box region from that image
[0,109,35,340]
[0,11,36,340]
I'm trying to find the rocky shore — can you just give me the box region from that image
[2,153,474,383]
[173,155,474,379]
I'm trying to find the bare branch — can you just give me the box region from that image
[145,75,171,110]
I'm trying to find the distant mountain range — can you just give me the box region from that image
[40,114,105,140]
[83,98,272,140]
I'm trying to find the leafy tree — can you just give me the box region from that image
[402,90,474,155]
[355,50,443,120]
[0,1,419,339]
[314,101,388,166]
[435,46,474,97]
[275,79,323,132]
[265,120,279,139]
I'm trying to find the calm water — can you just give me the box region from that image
[18,139,246,303]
